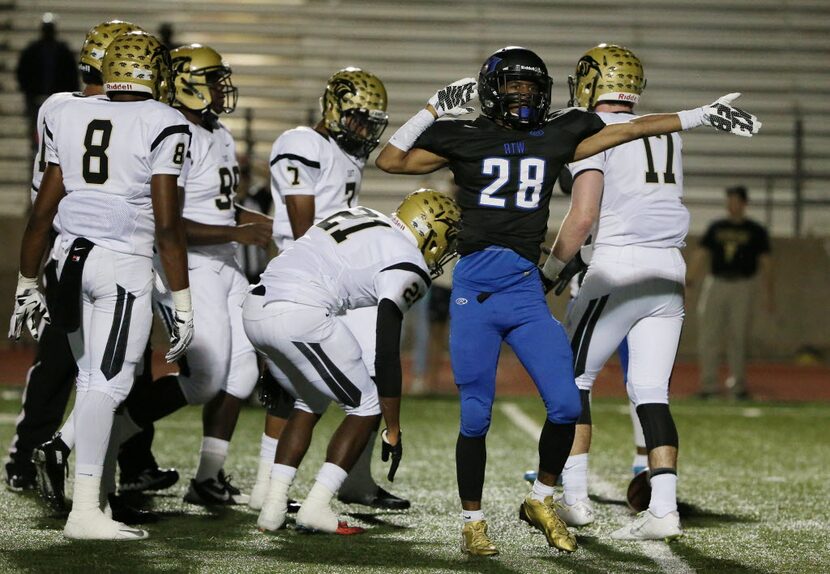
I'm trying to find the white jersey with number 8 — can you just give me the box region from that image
[43,97,190,257]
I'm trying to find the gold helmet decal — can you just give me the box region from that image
[568,43,646,109]
[102,31,172,102]
[321,67,388,158]
[394,189,462,278]
[79,20,143,75]
[170,43,238,114]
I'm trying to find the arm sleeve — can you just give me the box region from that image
[374,298,404,398]
[269,131,321,197]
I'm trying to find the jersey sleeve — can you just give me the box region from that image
[177,147,192,188]
[43,115,59,166]
[374,261,432,314]
[755,223,771,254]
[412,120,461,159]
[149,109,191,176]
[269,130,322,197]
[567,149,606,177]
[700,222,718,249]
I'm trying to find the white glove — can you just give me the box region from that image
[681,93,761,137]
[428,77,478,118]
[8,274,50,341]
[165,288,193,363]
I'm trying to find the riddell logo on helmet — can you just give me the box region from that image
[617,93,638,101]
[106,83,134,90]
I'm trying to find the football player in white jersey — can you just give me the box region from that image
[14,21,176,521]
[248,190,460,533]
[10,31,192,540]
[541,44,688,540]
[249,68,407,511]
[118,43,272,505]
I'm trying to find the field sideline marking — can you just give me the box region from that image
[499,402,695,574]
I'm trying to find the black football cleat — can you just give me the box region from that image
[338,486,411,510]
[108,493,160,524]
[5,463,37,492]
[183,471,250,506]
[119,466,179,494]
[31,434,71,512]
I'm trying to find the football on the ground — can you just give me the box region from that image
[626,468,651,512]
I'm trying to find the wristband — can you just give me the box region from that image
[17,272,38,290]
[388,108,435,152]
[677,108,705,131]
[171,288,192,313]
[542,254,567,281]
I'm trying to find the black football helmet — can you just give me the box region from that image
[478,46,552,130]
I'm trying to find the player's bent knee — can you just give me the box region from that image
[545,389,582,424]
[459,401,492,437]
[635,403,678,451]
[224,355,259,400]
[180,375,225,405]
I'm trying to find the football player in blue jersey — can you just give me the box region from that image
[377,45,760,555]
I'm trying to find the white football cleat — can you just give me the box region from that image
[555,496,595,526]
[257,474,290,532]
[610,509,683,541]
[296,500,339,533]
[64,509,148,541]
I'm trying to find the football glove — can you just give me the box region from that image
[682,93,761,137]
[551,253,588,296]
[8,274,50,342]
[165,308,193,363]
[165,288,194,363]
[381,428,402,482]
[428,77,478,118]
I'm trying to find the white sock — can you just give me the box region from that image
[74,390,117,479]
[649,473,678,517]
[71,474,102,514]
[561,453,589,505]
[633,454,648,471]
[314,462,348,495]
[461,509,485,523]
[271,464,297,482]
[59,411,75,449]
[195,437,229,482]
[338,431,377,495]
[259,434,278,463]
[531,479,556,502]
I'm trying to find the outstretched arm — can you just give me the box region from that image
[574,93,761,161]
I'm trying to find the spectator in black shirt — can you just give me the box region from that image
[15,14,79,152]
[687,186,774,399]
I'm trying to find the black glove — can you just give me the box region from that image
[551,253,588,296]
[381,428,402,482]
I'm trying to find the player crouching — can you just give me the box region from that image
[244,190,460,534]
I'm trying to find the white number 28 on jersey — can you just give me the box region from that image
[479,157,546,209]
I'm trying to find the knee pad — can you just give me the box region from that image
[545,383,582,424]
[635,403,678,451]
[180,371,224,405]
[459,394,492,438]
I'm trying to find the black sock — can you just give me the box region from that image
[125,375,187,427]
[538,420,575,476]
[118,424,157,477]
[456,434,486,502]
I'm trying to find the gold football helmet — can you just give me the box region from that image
[568,44,646,109]
[394,189,461,278]
[321,67,388,158]
[79,20,143,77]
[170,44,238,114]
[102,31,172,102]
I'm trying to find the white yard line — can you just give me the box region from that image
[499,402,696,574]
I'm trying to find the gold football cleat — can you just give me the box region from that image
[461,520,499,556]
[519,495,578,553]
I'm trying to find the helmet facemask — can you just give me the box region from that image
[332,107,388,158]
[478,47,552,130]
[183,66,238,114]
